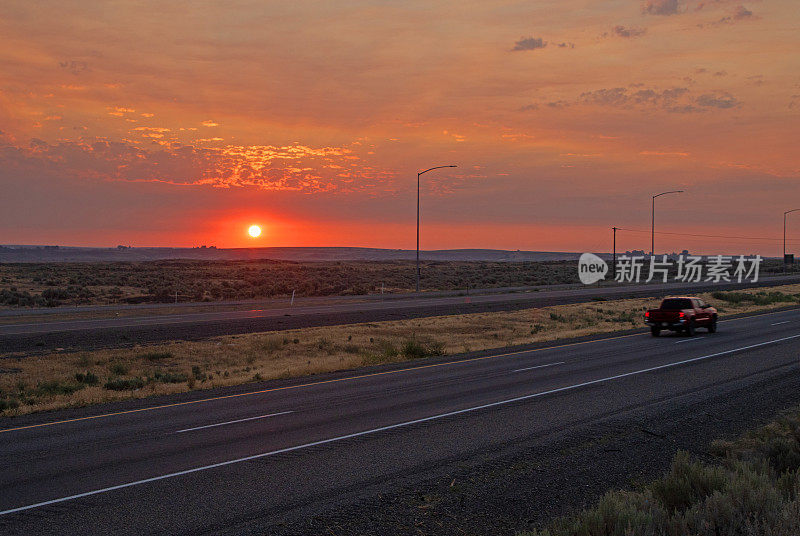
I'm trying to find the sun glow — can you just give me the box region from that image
[248,224,262,238]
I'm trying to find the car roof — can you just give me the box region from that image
[662,296,700,300]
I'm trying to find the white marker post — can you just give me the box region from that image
[291,290,295,306]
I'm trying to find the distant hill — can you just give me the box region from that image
[0,245,592,263]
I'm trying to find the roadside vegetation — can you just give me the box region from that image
[0,259,581,307]
[1,284,799,417]
[520,408,800,536]
[1,258,796,308]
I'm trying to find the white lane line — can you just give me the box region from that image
[675,336,706,344]
[771,321,790,326]
[174,411,293,434]
[3,332,800,517]
[513,361,565,372]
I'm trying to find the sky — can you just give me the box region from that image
[1,0,798,254]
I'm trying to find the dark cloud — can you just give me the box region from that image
[701,4,758,26]
[580,87,629,106]
[733,5,754,19]
[573,86,742,114]
[666,104,700,113]
[660,87,690,101]
[613,25,647,38]
[512,37,547,51]
[643,0,680,16]
[58,60,89,75]
[696,91,739,108]
[578,87,690,110]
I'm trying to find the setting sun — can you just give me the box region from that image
[248,225,262,238]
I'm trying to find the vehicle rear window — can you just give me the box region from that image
[660,298,693,310]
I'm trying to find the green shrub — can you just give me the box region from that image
[151,371,188,384]
[0,398,20,411]
[376,339,399,358]
[108,363,129,375]
[104,377,145,391]
[35,380,85,396]
[74,371,99,385]
[401,338,446,359]
[402,339,428,359]
[650,451,727,512]
[191,365,207,381]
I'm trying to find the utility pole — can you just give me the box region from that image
[612,226,617,280]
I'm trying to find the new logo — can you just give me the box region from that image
[578,253,608,284]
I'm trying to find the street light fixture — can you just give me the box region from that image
[651,190,683,255]
[784,209,800,263]
[416,165,457,292]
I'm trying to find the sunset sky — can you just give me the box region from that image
[1,0,798,254]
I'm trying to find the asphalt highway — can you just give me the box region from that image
[1,306,799,535]
[2,275,798,353]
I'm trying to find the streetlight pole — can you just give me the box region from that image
[417,165,457,292]
[784,209,800,265]
[651,190,683,255]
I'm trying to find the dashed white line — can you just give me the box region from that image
[174,411,293,434]
[4,332,800,516]
[675,336,706,344]
[513,361,565,372]
[771,321,790,326]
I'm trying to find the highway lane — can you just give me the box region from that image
[0,307,799,534]
[2,275,798,354]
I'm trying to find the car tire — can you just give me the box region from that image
[708,316,717,333]
[651,327,661,337]
[685,318,695,336]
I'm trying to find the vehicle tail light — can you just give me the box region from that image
[679,311,685,318]
[645,311,650,318]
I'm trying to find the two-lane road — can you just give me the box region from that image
[1,307,800,534]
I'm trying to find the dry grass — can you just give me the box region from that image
[1,284,799,417]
